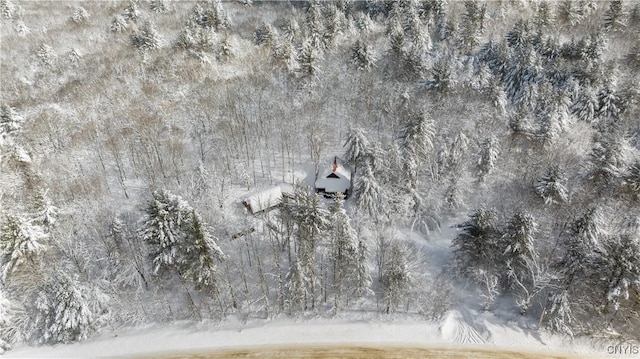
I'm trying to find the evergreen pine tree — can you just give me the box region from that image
[508,107,533,138]
[545,289,574,337]
[534,1,554,29]
[477,136,499,181]
[381,240,412,314]
[602,233,640,312]
[556,207,607,288]
[451,208,500,277]
[290,188,329,310]
[305,1,326,51]
[140,190,187,275]
[596,86,621,120]
[32,189,57,228]
[408,14,431,53]
[538,36,562,61]
[343,126,372,173]
[586,130,630,189]
[277,18,299,42]
[365,0,392,19]
[0,215,48,282]
[355,13,374,33]
[534,83,565,143]
[604,0,627,31]
[254,22,277,46]
[557,0,575,25]
[354,162,383,220]
[501,212,539,284]
[399,112,435,188]
[33,275,108,344]
[444,176,465,209]
[0,287,16,352]
[430,57,454,93]
[130,21,162,51]
[123,0,141,23]
[534,165,569,205]
[0,105,23,146]
[571,207,607,250]
[583,30,606,63]
[354,239,372,299]
[175,26,196,51]
[139,190,224,289]
[71,6,89,24]
[271,38,297,71]
[623,161,640,199]
[479,39,509,79]
[625,43,640,68]
[298,40,320,80]
[503,45,542,108]
[285,258,307,313]
[402,46,427,80]
[150,0,169,14]
[557,0,596,26]
[37,44,55,67]
[189,0,229,32]
[458,0,485,53]
[570,86,598,123]
[444,132,470,177]
[350,39,375,71]
[182,209,224,291]
[630,2,640,28]
[323,4,345,46]
[387,20,405,60]
[470,62,492,91]
[0,0,15,19]
[110,15,128,33]
[328,194,361,308]
[506,19,532,50]
[487,79,507,116]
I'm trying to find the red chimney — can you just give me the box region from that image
[333,156,338,172]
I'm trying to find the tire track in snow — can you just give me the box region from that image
[440,309,490,344]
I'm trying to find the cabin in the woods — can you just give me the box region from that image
[241,186,283,214]
[315,156,352,197]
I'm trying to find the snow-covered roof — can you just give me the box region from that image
[315,157,352,193]
[242,186,282,214]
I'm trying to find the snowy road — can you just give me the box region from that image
[134,345,596,359]
[5,317,608,358]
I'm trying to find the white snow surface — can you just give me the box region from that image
[241,185,282,214]
[5,314,611,358]
[315,158,352,193]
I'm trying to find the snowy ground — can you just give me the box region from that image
[4,315,614,358]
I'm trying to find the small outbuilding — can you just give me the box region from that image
[241,186,283,214]
[315,156,352,197]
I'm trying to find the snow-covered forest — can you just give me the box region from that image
[1,0,639,353]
